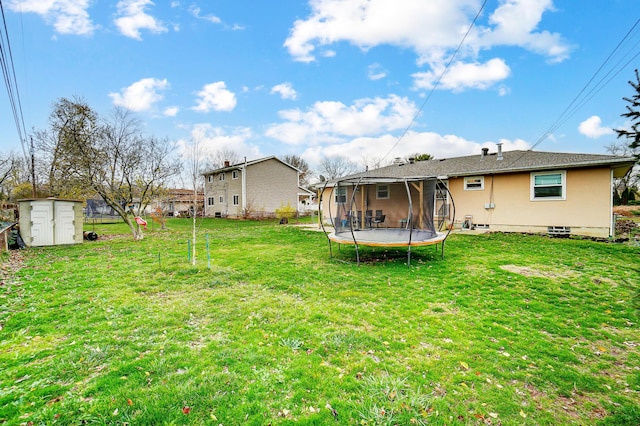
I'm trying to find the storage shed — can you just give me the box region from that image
[18,199,84,247]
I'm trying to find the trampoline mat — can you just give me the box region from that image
[328,229,446,247]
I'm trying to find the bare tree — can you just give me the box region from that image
[0,154,15,200]
[318,156,360,180]
[361,155,392,171]
[205,148,241,170]
[606,140,639,204]
[185,133,205,265]
[34,98,181,240]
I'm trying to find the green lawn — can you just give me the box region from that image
[1,219,638,425]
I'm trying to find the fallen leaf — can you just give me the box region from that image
[127,399,133,406]
[519,409,527,418]
[182,406,191,415]
[488,412,498,418]
[459,361,469,370]
[112,408,119,416]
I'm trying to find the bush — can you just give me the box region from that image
[275,203,296,220]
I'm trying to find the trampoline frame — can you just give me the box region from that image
[319,176,455,266]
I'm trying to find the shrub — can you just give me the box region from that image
[275,203,296,220]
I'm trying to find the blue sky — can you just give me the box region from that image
[1,0,639,171]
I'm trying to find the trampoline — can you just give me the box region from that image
[319,175,455,265]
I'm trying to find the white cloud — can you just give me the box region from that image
[413,58,511,91]
[301,131,530,168]
[367,63,387,81]
[284,0,569,91]
[114,0,167,40]
[188,5,222,24]
[578,116,614,139]
[177,124,261,160]
[163,106,179,117]
[108,78,169,111]
[192,82,237,113]
[271,82,298,100]
[265,95,417,145]
[7,0,95,35]
[481,0,570,63]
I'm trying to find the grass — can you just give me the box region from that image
[0,218,639,425]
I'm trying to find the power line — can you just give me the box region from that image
[527,18,640,152]
[381,0,489,162]
[0,0,28,158]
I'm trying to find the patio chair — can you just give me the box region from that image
[373,210,385,228]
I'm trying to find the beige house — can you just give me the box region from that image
[203,156,300,218]
[147,188,204,217]
[319,148,636,238]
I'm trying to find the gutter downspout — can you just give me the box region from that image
[242,157,247,215]
[610,168,614,238]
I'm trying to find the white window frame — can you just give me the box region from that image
[376,184,390,200]
[232,170,239,179]
[219,173,226,181]
[530,170,566,201]
[207,197,214,206]
[334,187,347,204]
[219,195,224,204]
[464,176,484,191]
[207,175,213,183]
[233,194,239,206]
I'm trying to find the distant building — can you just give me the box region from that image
[203,156,300,218]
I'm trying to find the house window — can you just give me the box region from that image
[232,170,239,179]
[207,197,214,206]
[464,176,484,190]
[219,173,225,181]
[334,187,347,204]
[377,184,390,199]
[531,171,566,200]
[219,196,224,204]
[233,195,239,206]
[207,175,213,183]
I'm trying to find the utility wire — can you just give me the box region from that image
[511,17,640,165]
[0,0,28,158]
[380,0,489,162]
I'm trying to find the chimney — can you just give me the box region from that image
[224,160,230,167]
[496,143,503,161]
[481,147,489,159]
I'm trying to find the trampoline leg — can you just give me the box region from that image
[407,246,412,267]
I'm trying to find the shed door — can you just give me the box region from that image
[31,201,54,246]
[55,202,76,245]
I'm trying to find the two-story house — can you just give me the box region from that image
[203,156,300,218]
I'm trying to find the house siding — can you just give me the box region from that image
[319,166,615,238]
[203,157,299,218]
[246,158,298,214]
[450,167,612,237]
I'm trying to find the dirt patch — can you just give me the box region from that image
[0,249,25,286]
[499,264,577,280]
[613,205,640,217]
